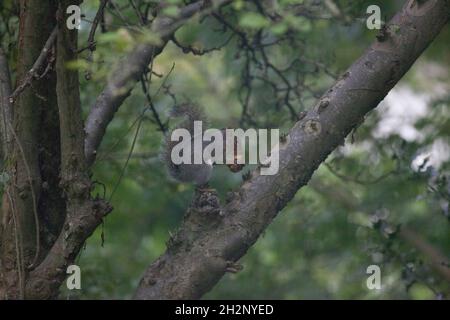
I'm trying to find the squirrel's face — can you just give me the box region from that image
[173,163,213,186]
[228,163,245,173]
[221,129,245,173]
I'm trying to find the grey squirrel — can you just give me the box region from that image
[162,103,213,188]
[162,103,245,188]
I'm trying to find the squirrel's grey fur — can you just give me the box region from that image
[162,103,213,186]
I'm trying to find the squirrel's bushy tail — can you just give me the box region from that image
[161,103,207,182]
[169,103,206,132]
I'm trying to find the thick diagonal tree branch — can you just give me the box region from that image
[84,0,231,166]
[134,0,450,299]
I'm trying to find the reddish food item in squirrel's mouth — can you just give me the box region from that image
[227,163,245,173]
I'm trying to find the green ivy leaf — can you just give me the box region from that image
[239,12,269,29]
[0,172,10,185]
[163,6,180,17]
[270,22,288,35]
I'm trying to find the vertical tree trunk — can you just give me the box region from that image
[24,0,111,299]
[0,0,63,299]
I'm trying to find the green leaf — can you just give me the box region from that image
[139,31,163,46]
[239,12,269,29]
[285,15,311,32]
[163,6,180,17]
[66,59,89,70]
[232,0,245,10]
[97,29,134,52]
[0,172,10,185]
[270,22,288,35]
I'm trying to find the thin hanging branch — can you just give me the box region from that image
[79,0,109,52]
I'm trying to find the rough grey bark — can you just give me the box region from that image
[24,0,112,299]
[0,47,13,301]
[134,0,450,299]
[0,0,59,299]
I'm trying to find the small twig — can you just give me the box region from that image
[324,162,397,185]
[78,0,109,80]
[95,110,143,164]
[80,17,142,34]
[140,74,167,133]
[86,0,109,51]
[129,0,146,25]
[140,51,168,133]
[170,33,233,56]
[9,26,57,103]
[108,0,133,28]
[154,62,175,98]
[162,83,177,107]
[108,109,144,201]
[5,189,25,299]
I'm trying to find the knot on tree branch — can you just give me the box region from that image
[303,119,322,136]
[92,197,113,220]
[166,189,222,253]
[191,189,222,216]
[185,189,223,229]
